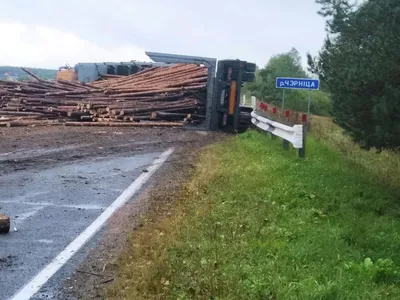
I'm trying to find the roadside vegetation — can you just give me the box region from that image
[106,129,400,299]
[243,49,332,117]
[308,0,400,150]
[310,116,400,190]
[246,0,400,151]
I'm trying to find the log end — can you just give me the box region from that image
[0,213,10,234]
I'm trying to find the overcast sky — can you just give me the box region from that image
[0,0,327,69]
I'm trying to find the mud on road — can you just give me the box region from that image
[0,126,217,175]
[0,126,223,300]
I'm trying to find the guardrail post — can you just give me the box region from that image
[298,114,307,158]
[271,107,277,140]
[283,110,290,150]
[283,139,290,149]
[251,110,304,152]
[251,96,256,109]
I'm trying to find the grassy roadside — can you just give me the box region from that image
[107,130,400,299]
[310,116,400,189]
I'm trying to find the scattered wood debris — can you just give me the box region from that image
[0,213,10,234]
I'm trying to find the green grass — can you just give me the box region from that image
[107,130,400,299]
[310,116,400,190]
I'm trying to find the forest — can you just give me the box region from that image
[247,0,400,150]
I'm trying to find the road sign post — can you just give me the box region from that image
[275,77,319,156]
[276,76,319,116]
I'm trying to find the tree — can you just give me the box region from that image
[308,0,400,149]
[246,48,331,115]
[248,48,307,100]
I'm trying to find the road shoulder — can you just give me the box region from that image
[61,132,221,299]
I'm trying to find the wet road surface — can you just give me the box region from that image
[0,151,163,299]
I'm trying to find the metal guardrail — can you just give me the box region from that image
[251,110,306,158]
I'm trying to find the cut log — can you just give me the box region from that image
[67,111,90,119]
[0,213,10,233]
[65,121,183,127]
[21,67,43,82]
[45,89,99,97]
[0,111,43,116]
[4,120,62,127]
[80,115,94,121]
[153,111,189,121]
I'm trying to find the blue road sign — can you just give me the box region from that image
[276,77,320,90]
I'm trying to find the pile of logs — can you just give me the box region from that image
[0,64,208,127]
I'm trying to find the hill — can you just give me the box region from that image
[0,66,57,81]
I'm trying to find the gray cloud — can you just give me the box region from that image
[1,0,326,68]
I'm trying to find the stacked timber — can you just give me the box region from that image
[0,64,207,127]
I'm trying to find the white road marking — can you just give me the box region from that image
[0,201,106,210]
[14,207,44,222]
[0,151,13,157]
[10,148,174,300]
[3,192,48,202]
[36,239,54,244]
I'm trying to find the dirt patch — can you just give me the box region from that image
[0,126,213,175]
[0,255,17,269]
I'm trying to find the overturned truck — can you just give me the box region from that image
[0,52,256,132]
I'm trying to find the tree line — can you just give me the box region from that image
[244,48,331,116]
[0,66,57,81]
[248,0,400,150]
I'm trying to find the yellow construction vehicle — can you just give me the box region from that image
[56,65,78,81]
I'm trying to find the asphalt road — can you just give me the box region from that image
[0,150,163,299]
